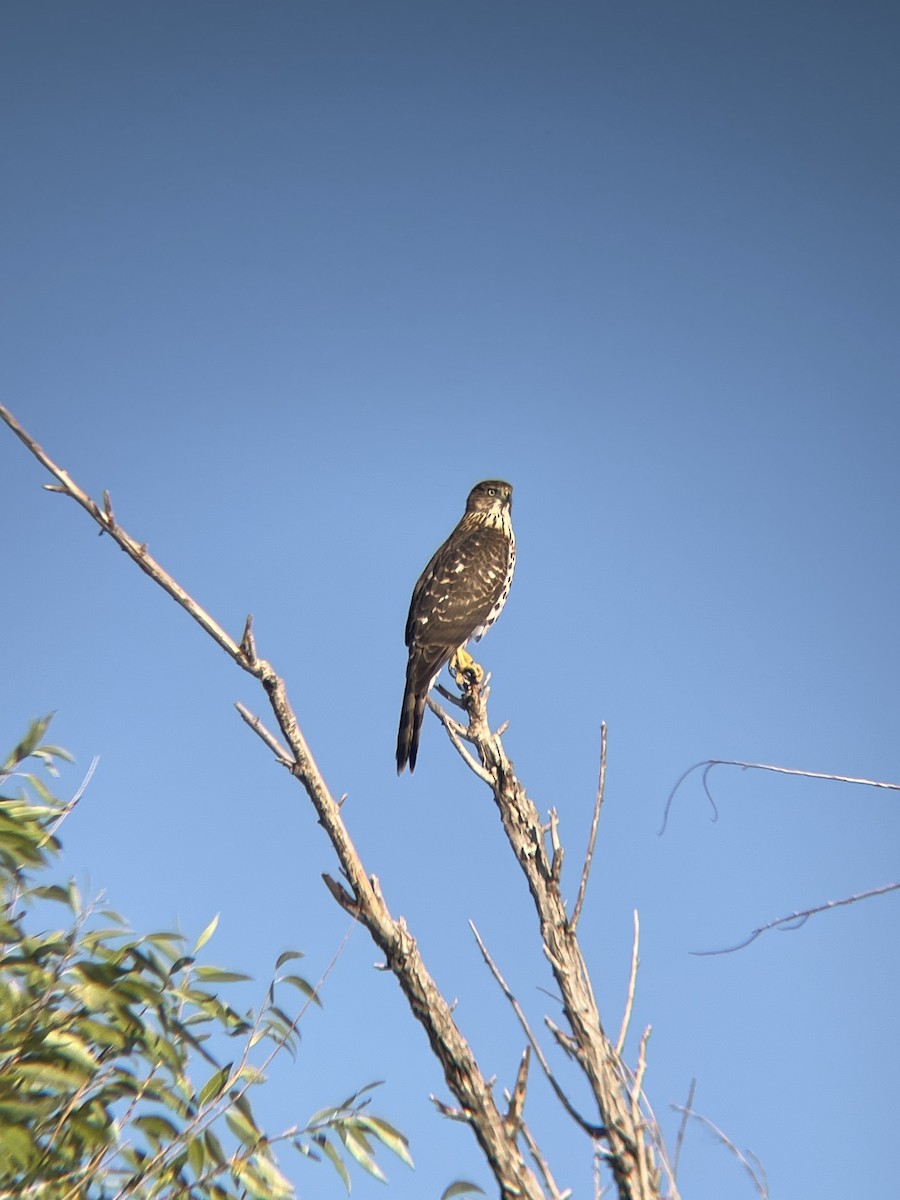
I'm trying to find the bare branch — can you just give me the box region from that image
[615,911,640,1057]
[2,405,549,1200]
[572,722,607,930]
[520,1117,573,1200]
[426,693,474,741]
[322,873,360,918]
[630,1026,651,1121]
[427,695,495,784]
[434,681,468,710]
[670,1105,768,1199]
[660,756,900,835]
[631,1027,653,1200]
[548,808,564,883]
[234,702,293,766]
[671,1078,696,1181]
[692,881,900,955]
[544,1015,578,1060]
[439,669,673,1200]
[504,1046,530,1132]
[0,405,243,663]
[240,614,257,664]
[470,921,604,1138]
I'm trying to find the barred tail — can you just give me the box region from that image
[396,683,427,774]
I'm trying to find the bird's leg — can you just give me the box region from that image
[449,645,485,689]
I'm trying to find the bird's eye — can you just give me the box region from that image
[487,487,496,496]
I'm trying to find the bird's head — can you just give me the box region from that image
[466,480,513,515]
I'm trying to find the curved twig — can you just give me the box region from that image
[691,881,900,955]
[660,757,900,835]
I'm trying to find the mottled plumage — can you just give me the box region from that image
[397,480,515,774]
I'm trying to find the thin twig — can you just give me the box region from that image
[549,808,564,882]
[434,682,467,710]
[671,1078,696,1180]
[615,1031,656,1200]
[234,702,293,767]
[670,1106,768,1199]
[520,1118,572,1200]
[615,910,640,1057]
[611,1054,680,1200]
[426,696,494,784]
[469,921,604,1138]
[0,405,243,662]
[426,693,471,740]
[630,1026,650,1122]
[42,756,100,845]
[504,1046,531,1131]
[572,722,607,930]
[660,757,900,835]
[691,881,900,955]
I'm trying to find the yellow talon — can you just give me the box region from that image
[449,646,484,688]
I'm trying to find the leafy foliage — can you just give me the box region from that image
[0,717,412,1198]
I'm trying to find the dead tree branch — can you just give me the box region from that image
[440,678,676,1200]
[1,404,548,1200]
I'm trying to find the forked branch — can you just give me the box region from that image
[1,404,548,1200]
[430,680,677,1200]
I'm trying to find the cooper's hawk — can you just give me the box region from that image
[396,480,516,774]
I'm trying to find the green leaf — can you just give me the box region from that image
[275,949,304,969]
[14,1059,90,1091]
[341,1125,387,1182]
[34,741,75,765]
[198,1063,233,1107]
[265,1004,298,1036]
[188,1132,206,1178]
[3,715,55,771]
[43,1028,99,1072]
[194,966,252,983]
[134,1113,181,1145]
[24,772,55,804]
[441,1183,486,1200]
[203,1126,226,1167]
[0,1123,39,1170]
[278,974,321,1006]
[30,883,72,906]
[193,912,220,954]
[354,1114,414,1168]
[226,1107,261,1149]
[233,1155,294,1200]
[316,1136,351,1191]
[233,1064,266,1087]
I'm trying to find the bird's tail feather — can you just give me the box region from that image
[396,686,427,774]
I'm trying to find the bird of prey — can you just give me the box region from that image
[396,479,516,774]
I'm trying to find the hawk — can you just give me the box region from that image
[396,480,516,774]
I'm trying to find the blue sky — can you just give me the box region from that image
[3,3,899,1197]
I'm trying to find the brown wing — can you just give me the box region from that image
[398,521,511,772]
[405,521,511,692]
